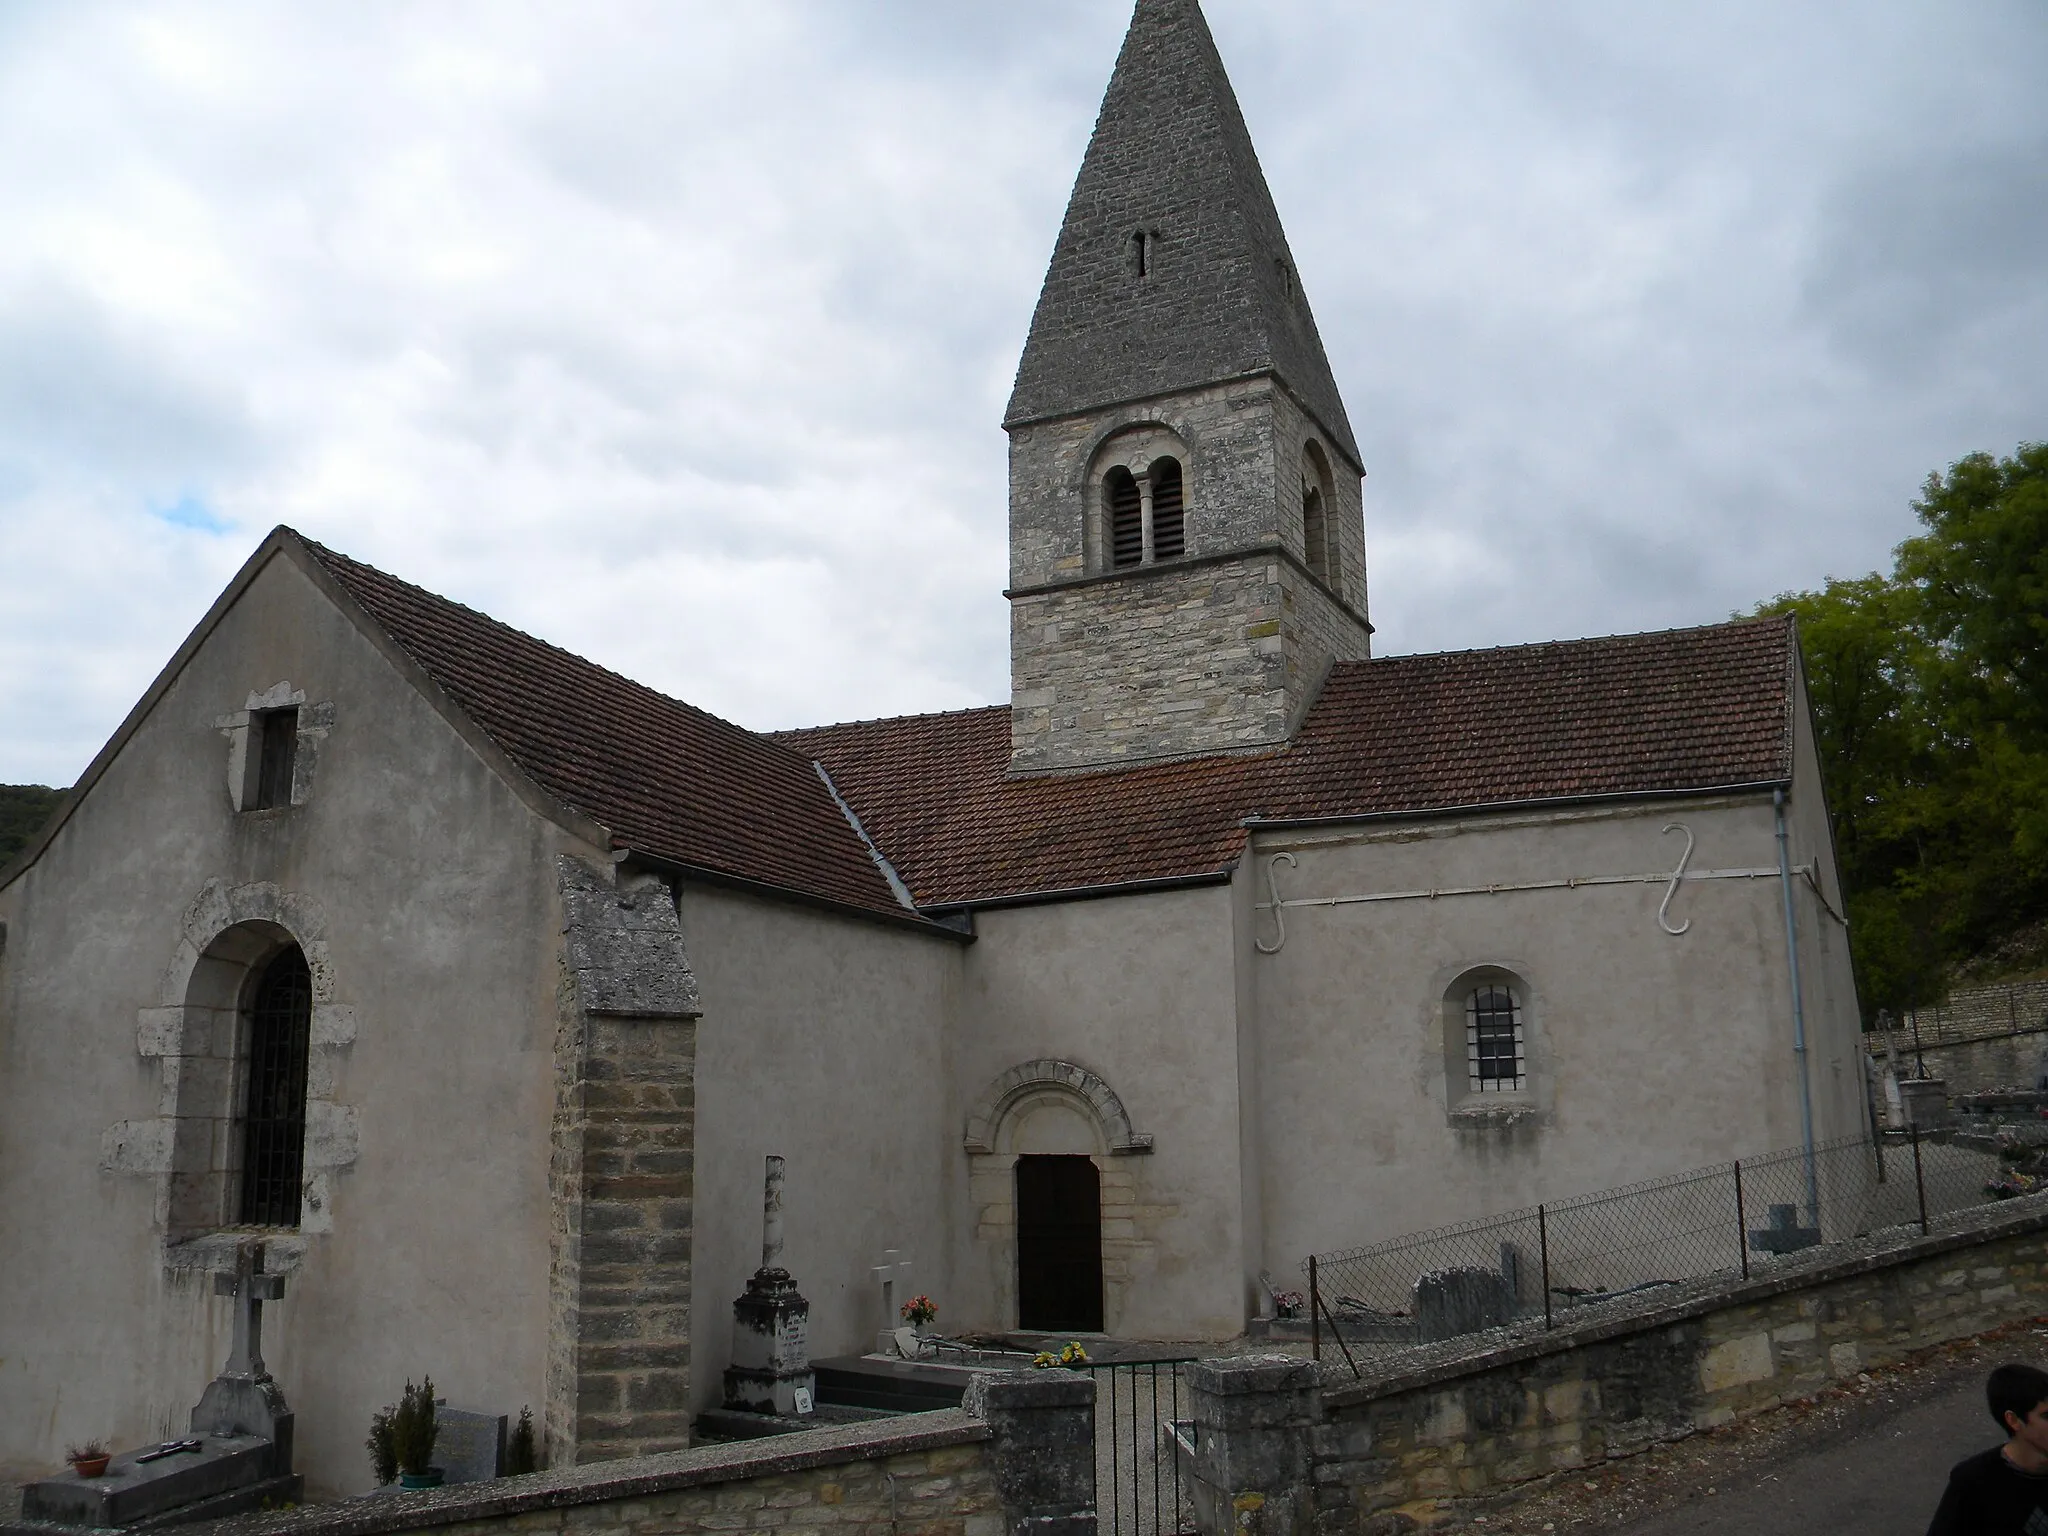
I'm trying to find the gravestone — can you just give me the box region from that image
[20,1243,300,1528]
[722,1156,816,1418]
[1749,1203,1823,1256]
[1413,1265,1516,1342]
[433,1408,506,1485]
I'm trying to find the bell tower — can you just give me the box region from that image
[1004,0,1372,774]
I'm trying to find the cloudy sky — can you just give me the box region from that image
[2,0,2044,787]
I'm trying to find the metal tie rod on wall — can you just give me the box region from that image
[1261,864,1797,910]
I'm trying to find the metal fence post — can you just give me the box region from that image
[1538,1204,1552,1330]
[1308,1255,1320,1362]
[1912,1126,1929,1235]
[1734,1160,1749,1280]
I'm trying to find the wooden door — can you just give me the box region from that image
[1015,1155,1104,1332]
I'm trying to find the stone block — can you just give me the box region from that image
[1699,1332,1775,1394]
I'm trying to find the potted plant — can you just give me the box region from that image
[899,1294,938,1334]
[66,1442,111,1480]
[390,1378,441,1490]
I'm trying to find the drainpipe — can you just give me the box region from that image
[1775,788,1820,1225]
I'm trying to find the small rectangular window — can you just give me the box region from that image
[254,708,299,810]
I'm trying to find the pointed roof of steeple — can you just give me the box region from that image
[1005,0,1359,464]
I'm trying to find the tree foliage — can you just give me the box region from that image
[0,785,65,869]
[1757,443,2048,1016]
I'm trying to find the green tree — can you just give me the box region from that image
[0,785,65,868]
[1756,441,2048,1018]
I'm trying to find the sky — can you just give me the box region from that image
[1,0,2044,787]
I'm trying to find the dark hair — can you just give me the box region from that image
[1987,1364,2048,1430]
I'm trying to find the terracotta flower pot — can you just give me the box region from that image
[71,1457,110,1479]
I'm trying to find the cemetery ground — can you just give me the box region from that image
[1462,1317,2048,1534]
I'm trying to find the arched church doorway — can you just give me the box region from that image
[1015,1155,1103,1332]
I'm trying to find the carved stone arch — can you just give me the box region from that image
[1082,423,1193,573]
[105,878,360,1252]
[962,1058,1153,1156]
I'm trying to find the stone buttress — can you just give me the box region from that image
[548,857,702,1465]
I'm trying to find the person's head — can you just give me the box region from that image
[1987,1363,2048,1438]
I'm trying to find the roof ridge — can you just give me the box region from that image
[1356,614,1793,668]
[298,533,822,772]
[770,702,1010,739]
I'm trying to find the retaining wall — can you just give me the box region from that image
[2,1376,1094,1536]
[1188,1199,2048,1535]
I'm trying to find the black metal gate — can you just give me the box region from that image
[1087,1358,1198,1536]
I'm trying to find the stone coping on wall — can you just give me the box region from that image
[6,1413,992,1536]
[1319,1193,2048,1411]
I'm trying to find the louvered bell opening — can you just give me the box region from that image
[1107,469,1143,568]
[1303,485,1327,580]
[1151,459,1185,560]
[239,945,313,1227]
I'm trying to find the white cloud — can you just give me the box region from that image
[1,0,2044,783]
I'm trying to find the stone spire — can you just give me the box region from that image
[1005,0,1358,464]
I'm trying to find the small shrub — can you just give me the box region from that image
[366,1408,397,1486]
[505,1407,539,1477]
[389,1378,439,1477]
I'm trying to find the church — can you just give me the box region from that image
[0,0,1864,1501]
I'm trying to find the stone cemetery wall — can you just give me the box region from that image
[1185,1201,2048,1536]
[172,1376,1093,1536]
[1867,980,2048,1097]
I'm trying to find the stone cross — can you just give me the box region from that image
[761,1154,785,1273]
[214,1244,286,1382]
[871,1249,911,1332]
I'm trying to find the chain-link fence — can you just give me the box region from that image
[1304,1130,2015,1377]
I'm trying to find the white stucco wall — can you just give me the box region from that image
[954,887,1246,1341]
[0,553,568,1496]
[1243,790,1864,1278]
[682,885,964,1411]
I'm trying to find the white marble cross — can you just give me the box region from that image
[214,1244,286,1382]
[871,1249,912,1331]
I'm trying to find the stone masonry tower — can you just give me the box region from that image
[1005,0,1372,774]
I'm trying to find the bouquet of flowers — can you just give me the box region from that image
[1032,1342,1090,1368]
[900,1294,938,1327]
[1272,1290,1305,1319]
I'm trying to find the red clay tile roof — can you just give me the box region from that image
[300,537,920,925]
[778,619,1796,908]
[300,528,1792,916]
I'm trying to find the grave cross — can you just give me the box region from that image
[871,1249,911,1333]
[214,1244,286,1382]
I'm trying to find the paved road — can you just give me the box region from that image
[1607,1375,1995,1536]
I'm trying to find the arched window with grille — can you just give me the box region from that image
[1105,467,1143,569]
[239,944,313,1227]
[1150,459,1185,560]
[1441,967,1539,1115]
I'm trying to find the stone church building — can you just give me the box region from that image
[0,0,1864,1499]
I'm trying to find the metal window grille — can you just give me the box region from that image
[254,708,298,810]
[1151,461,1185,560]
[239,946,312,1227]
[1108,470,1143,568]
[1466,984,1524,1092]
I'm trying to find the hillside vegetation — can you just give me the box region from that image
[1756,441,2048,1016]
[0,785,66,869]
